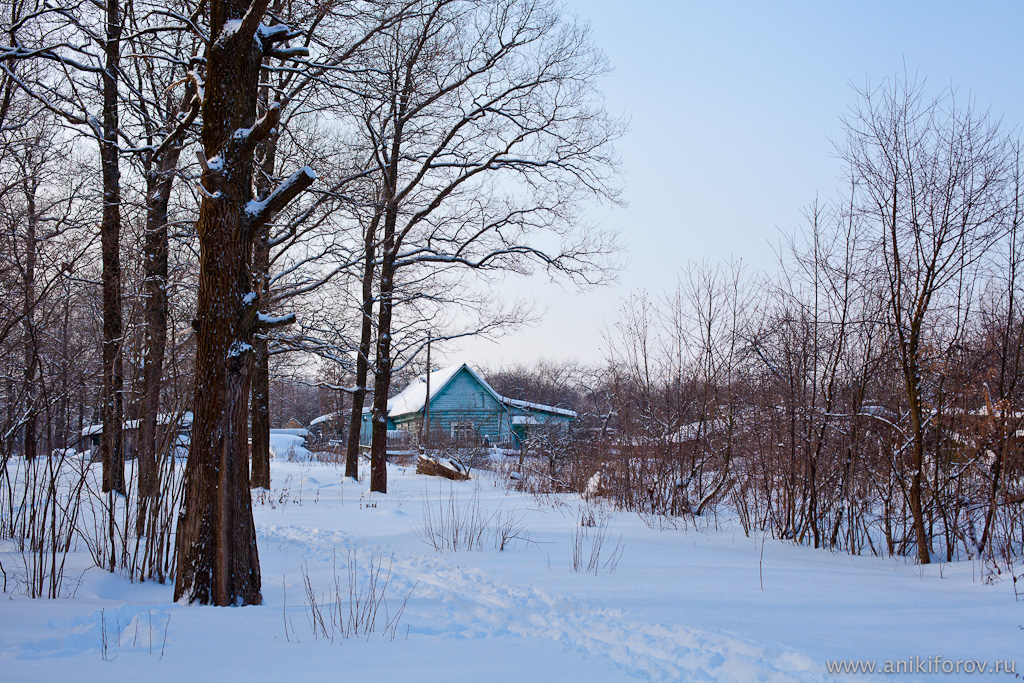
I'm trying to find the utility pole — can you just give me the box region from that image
[422,337,431,448]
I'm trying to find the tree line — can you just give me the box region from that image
[510,79,1024,570]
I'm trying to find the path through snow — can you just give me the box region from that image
[261,523,837,682]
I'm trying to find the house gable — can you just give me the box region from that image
[391,366,507,442]
[430,366,505,414]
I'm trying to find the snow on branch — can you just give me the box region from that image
[214,0,272,49]
[234,101,281,155]
[245,165,317,235]
[258,23,309,59]
[254,311,296,331]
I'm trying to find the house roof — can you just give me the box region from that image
[387,363,502,418]
[81,411,194,437]
[372,362,577,420]
[503,397,577,418]
[310,411,341,426]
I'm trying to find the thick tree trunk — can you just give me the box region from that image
[175,0,313,604]
[174,0,268,606]
[100,0,125,495]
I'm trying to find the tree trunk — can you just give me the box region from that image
[249,335,271,489]
[174,0,270,606]
[369,252,395,494]
[903,336,931,565]
[21,171,38,461]
[100,0,125,495]
[248,74,277,491]
[138,142,181,510]
[345,211,379,480]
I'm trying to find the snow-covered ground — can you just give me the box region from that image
[1,458,1020,682]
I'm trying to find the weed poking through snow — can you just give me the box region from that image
[570,505,624,574]
[299,550,413,642]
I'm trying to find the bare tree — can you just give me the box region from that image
[348,0,621,493]
[839,77,1016,563]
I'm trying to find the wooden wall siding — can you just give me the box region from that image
[425,368,509,441]
[430,368,505,414]
[359,412,397,445]
[394,411,508,442]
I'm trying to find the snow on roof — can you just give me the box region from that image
[270,428,309,437]
[310,411,340,426]
[503,397,577,419]
[81,412,193,437]
[380,362,577,420]
[387,363,471,417]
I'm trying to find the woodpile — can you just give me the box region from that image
[416,454,470,481]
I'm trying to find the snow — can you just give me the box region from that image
[227,341,253,357]
[256,312,295,326]
[243,197,267,217]
[81,412,193,437]
[309,411,340,426]
[503,397,577,418]
[215,19,242,44]
[268,429,310,460]
[1,458,1020,682]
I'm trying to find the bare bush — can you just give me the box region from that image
[493,511,533,552]
[415,484,492,552]
[570,505,624,575]
[300,550,413,642]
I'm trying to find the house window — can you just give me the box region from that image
[451,421,475,443]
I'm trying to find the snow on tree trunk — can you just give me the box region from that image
[174,0,313,606]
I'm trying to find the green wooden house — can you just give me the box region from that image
[360,363,576,448]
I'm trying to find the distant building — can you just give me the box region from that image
[80,411,193,456]
[360,363,576,448]
[308,411,346,445]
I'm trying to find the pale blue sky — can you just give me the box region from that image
[457,0,1024,368]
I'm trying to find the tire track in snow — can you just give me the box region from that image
[260,523,848,682]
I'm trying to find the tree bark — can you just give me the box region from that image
[369,256,393,493]
[174,0,271,606]
[369,161,400,493]
[138,132,185,500]
[248,71,278,491]
[345,211,379,480]
[21,169,38,462]
[100,0,125,495]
